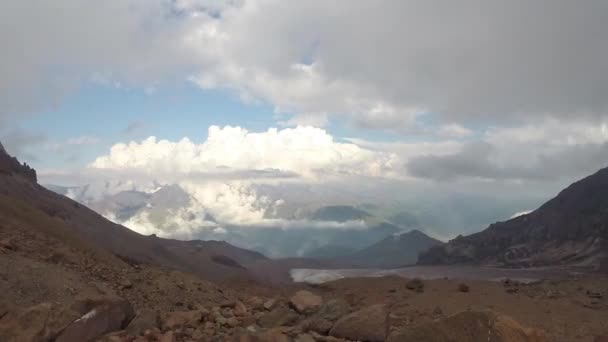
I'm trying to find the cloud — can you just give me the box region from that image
[4,1,607,131]
[0,128,47,161]
[89,125,402,180]
[407,119,608,181]
[183,0,608,128]
[45,136,100,152]
[0,0,199,118]
[47,125,402,230]
[510,210,532,219]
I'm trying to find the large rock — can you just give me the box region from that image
[289,291,323,314]
[160,310,202,330]
[55,299,135,342]
[302,299,352,334]
[125,309,160,335]
[387,310,546,342]
[329,304,388,342]
[232,328,291,342]
[258,307,299,328]
[316,299,350,321]
[0,302,79,342]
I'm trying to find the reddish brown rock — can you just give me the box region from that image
[289,290,323,314]
[387,310,546,342]
[160,310,202,330]
[329,304,388,342]
[55,299,135,342]
[0,302,79,342]
[125,309,160,335]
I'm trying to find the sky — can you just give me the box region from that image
[2,0,608,241]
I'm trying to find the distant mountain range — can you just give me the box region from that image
[45,182,438,260]
[0,146,284,282]
[419,167,608,270]
[339,229,442,268]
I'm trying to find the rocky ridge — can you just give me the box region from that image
[419,167,608,269]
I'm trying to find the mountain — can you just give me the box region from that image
[47,187,404,258]
[0,145,270,282]
[419,167,608,269]
[0,144,36,182]
[336,229,442,268]
[311,205,371,222]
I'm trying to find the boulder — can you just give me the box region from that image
[159,331,176,342]
[55,299,135,342]
[316,299,351,321]
[290,291,323,314]
[246,297,265,311]
[160,310,202,330]
[125,309,160,335]
[232,328,291,342]
[303,317,333,334]
[329,304,388,342]
[387,310,546,342]
[458,283,470,293]
[0,302,79,342]
[405,278,424,292]
[264,298,279,310]
[295,333,316,342]
[258,307,299,328]
[234,300,249,316]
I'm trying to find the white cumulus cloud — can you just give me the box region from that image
[90,125,402,180]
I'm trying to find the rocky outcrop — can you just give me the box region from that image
[0,302,79,342]
[55,298,135,342]
[125,309,160,335]
[0,141,36,182]
[387,310,546,342]
[419,167,608,269]
[0,298,135,342]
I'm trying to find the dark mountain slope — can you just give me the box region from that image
[337,229,442,268]
[419,167,608,269]
[0,146,266,282]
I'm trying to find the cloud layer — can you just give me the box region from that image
[90,125,401,180]
[3,0,608,128]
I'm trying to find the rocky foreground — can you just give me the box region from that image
[2,252,608,342]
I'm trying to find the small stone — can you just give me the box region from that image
[329,304,388,342]
[226,317,239,328]
[159,331,176,342]
[246,297,265,311]
[457,283,470,293]
[234,300,248,316]
[263,298,278,310]
[120,279,133,290]
[295,333,316,342]
[405,278,424,293]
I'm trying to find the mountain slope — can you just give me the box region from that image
[0,146,266,282]
[419,167,608,269]
[337,229,442,268]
